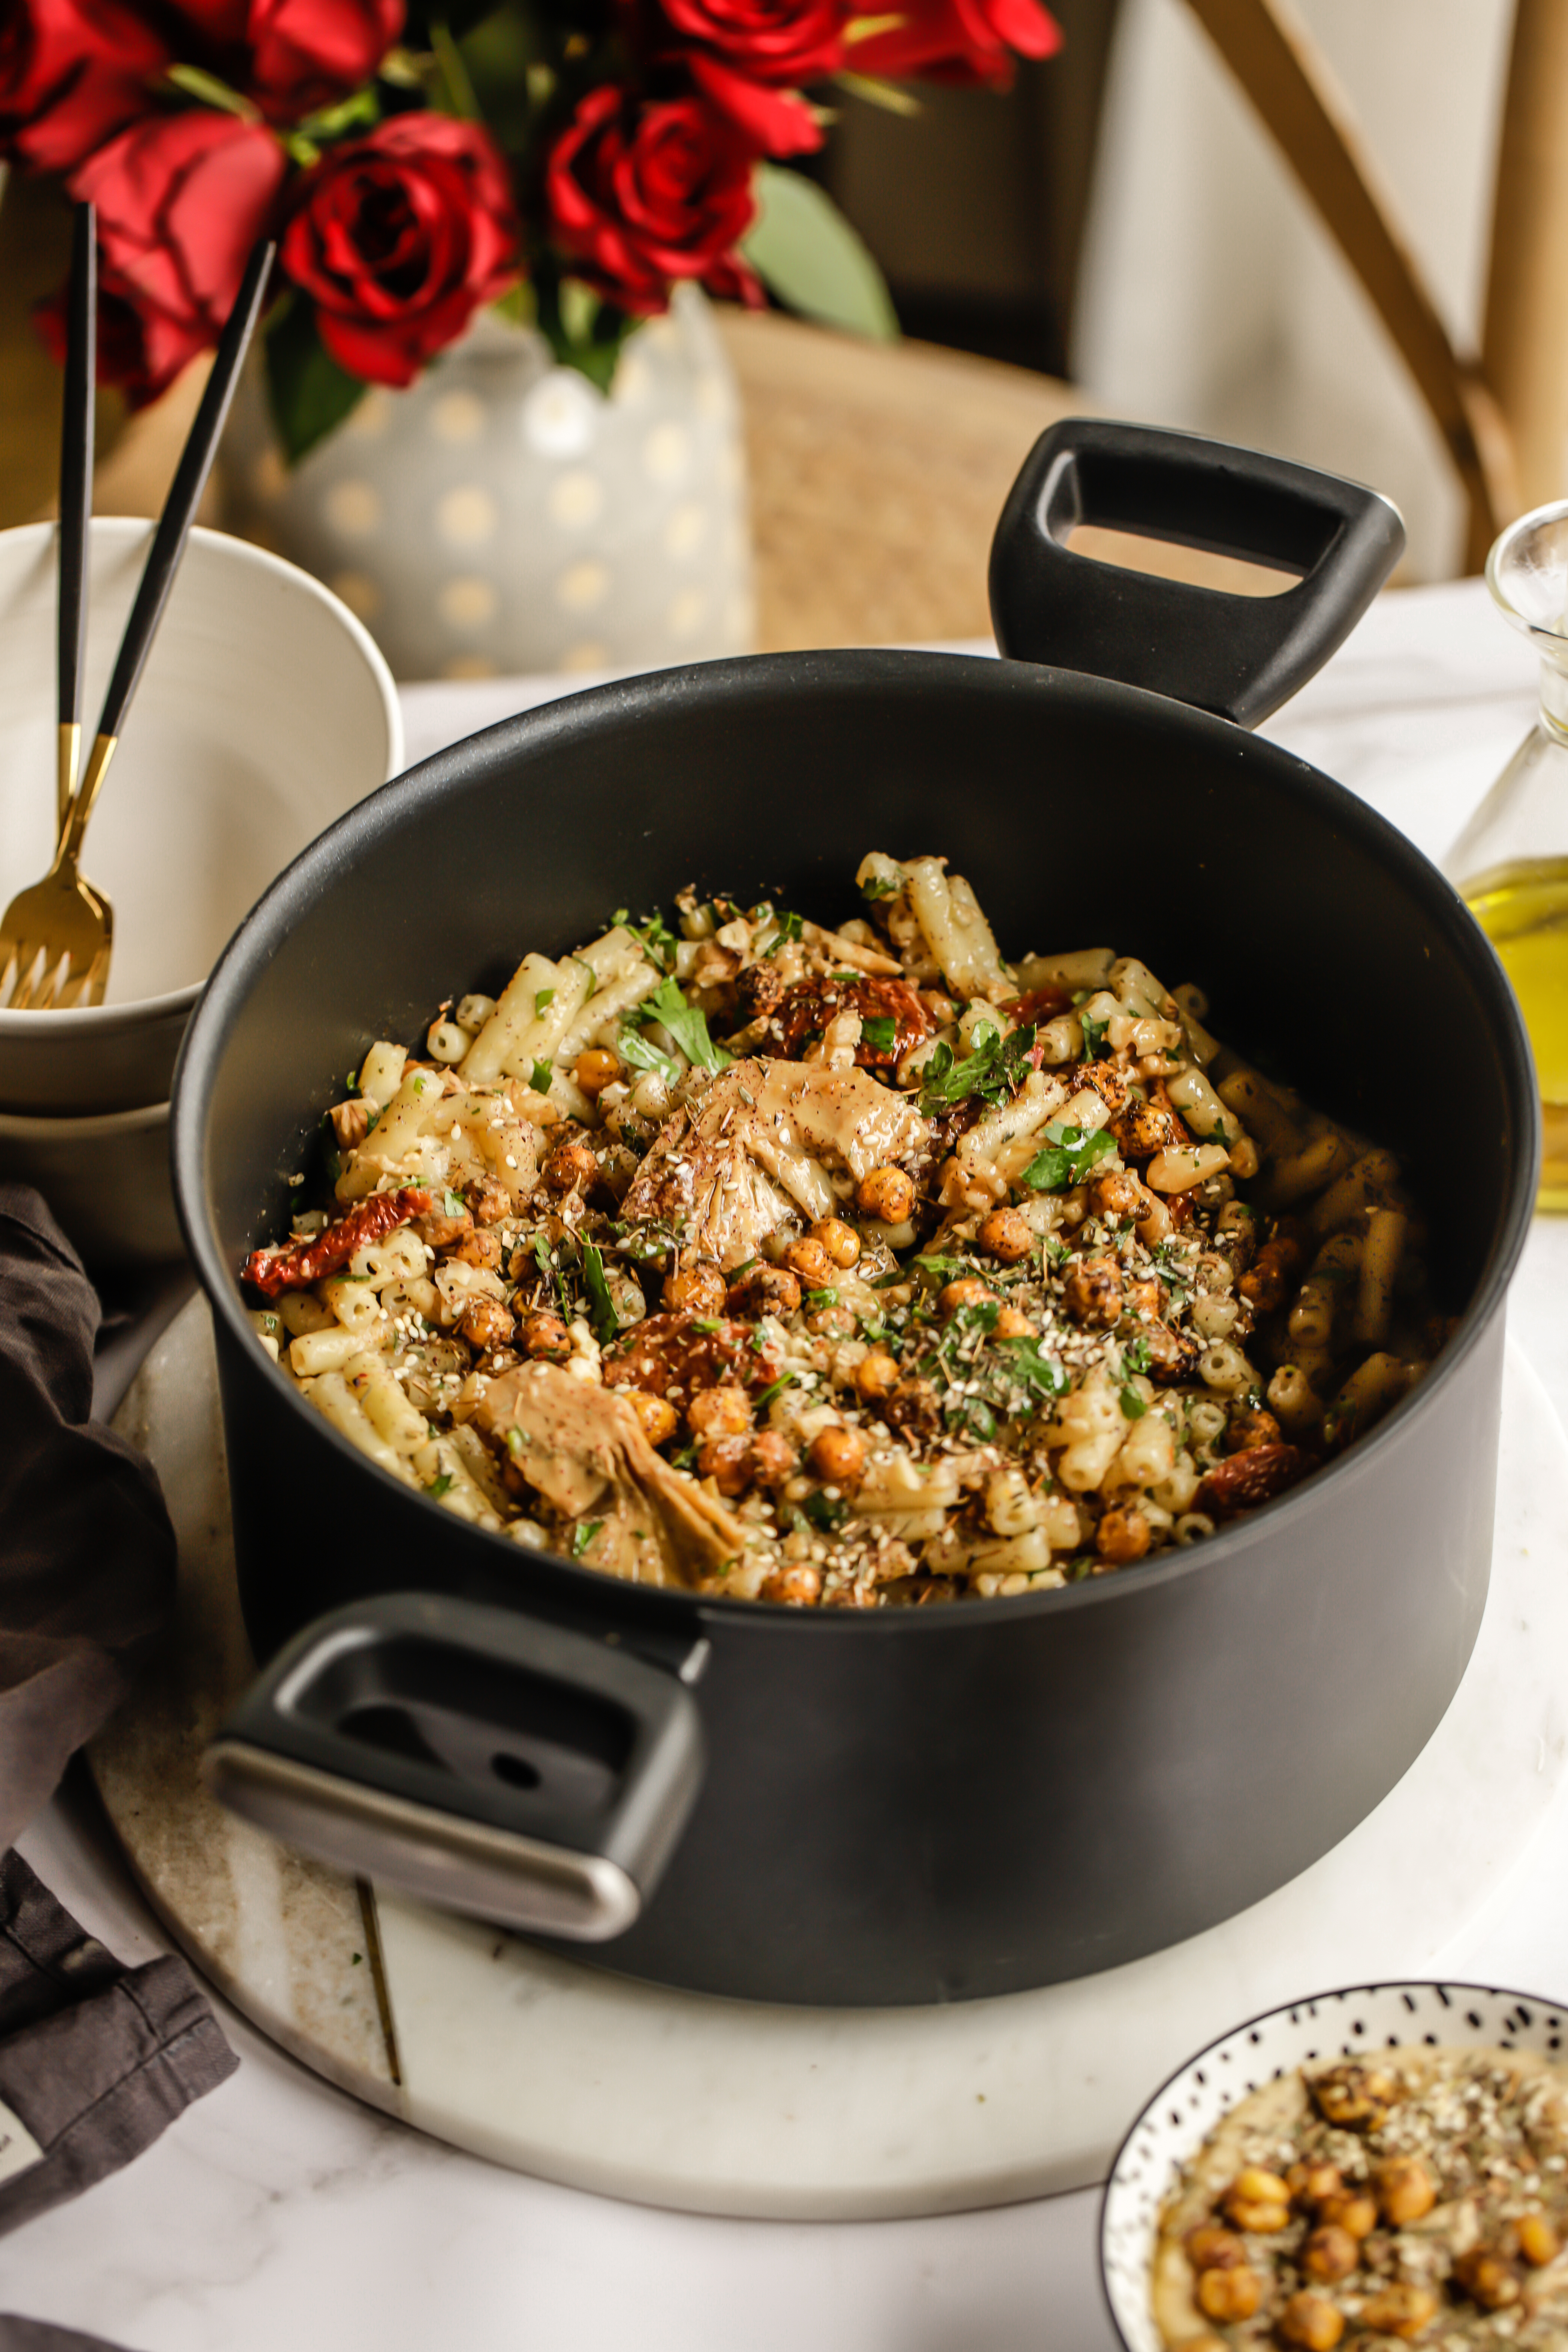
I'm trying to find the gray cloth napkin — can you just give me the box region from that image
[0,2324,141,2352]
[0,1185,176,1847]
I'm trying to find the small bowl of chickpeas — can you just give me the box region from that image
[1101,1980,1568,2351]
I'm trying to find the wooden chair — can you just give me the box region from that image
[1182,0,1568,569]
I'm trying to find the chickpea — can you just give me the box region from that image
[749,1429,799,1489]
[1096,1506,1151,1565]
[1089,1168,1145,1222]
[449,1226,502,1271]
[1287,2162,1343,2208]
[1225,1406,1283,1454]
[1310,2064,1396,2132]
[808,1303,857,1340]
[1452,2248,1521,2310]
[809,1424,867,1487]
[977,1207,1033,1264]
[664,1259,728,1317]
[1301,2224,1358,2283]
[1061,1256,1123,1329]
[761,1562,822,1606]
[697,1434,752,1496]
[1318,2190,1378,2241]
[572,1048,622,1097]
[1357,2283,1439,2340]
[1185,2226,1246,2271]
[543,1137,599,1192]
[468,1177,511,1226]
[458,1296,516,1354]
[784,1236,835,1289]
[522,1310,572,1361]
[811,1217,862,1269]
[1223,2168,1291,2234]
[1516,2210,1561,2267]
[688,1384,752,1439]
[1278,2291,1344,2351]
[937,1277,995,1316]
[854,1351,901,1403]
[994,1305,1039,1339]
[1376,2157,1436,2226]
[624,1390,678,1446]
[857,1164,914,1223]
[1196,2265,1261,2324]
[728,1264,801,1318]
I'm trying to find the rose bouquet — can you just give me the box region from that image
[0,0,1061,459]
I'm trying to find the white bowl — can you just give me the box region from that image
[0,1096,177,1266]
[1100,1978,1568,2352]
[0,518,401,1113]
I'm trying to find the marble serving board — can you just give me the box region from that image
[91,1296,1568,2222]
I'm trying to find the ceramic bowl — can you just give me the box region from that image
[0,1096,177,1266]
[1100,1978,1568,2352]
[0,517,401,1114]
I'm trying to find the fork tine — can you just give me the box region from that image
[80,942,111,1009]
[12,945,63,1014]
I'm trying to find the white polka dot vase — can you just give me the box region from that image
[219,284,755,683]
[1099,1978,1568,2351]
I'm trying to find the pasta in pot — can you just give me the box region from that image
[239,854,1448,1608]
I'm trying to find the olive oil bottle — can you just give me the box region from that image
[1447,506,1568,1212]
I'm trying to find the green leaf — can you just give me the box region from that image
[1120,1386,1149,1420]
[530,1058,554,1095]
[424,1472,454,1498]
[861,1015,897,1053]
[918,1024,1037,1114]
[742,162,899,343]
[443,1188,466,1217]
[619,1023,680,1087]
[570,1518,605,1559]
[804,1488,848,1531]
[1080,1013,1110,1060]
[995,1338,1067,1400]
[582,1242,620,1347]
[263,294,367,465]
[1020,1122,1118,1193]
[636,977,732,1072]
[535,988,555,1016]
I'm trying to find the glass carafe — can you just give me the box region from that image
[1445,502,1568,1210]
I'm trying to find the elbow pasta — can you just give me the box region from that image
[239,856,1447,1607]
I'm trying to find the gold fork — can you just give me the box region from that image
[0,235,276,1012]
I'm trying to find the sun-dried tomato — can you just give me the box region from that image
[1196,1442,1311,1521]
[602,1311,782,1398]
[766,975,933,1069]
[242,1187,431,1295]
[1001,984,1072,1026]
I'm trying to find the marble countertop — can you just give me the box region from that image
[14,577,1568,2352]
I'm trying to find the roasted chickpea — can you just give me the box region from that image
[1196,2265,1261,2323]
[727,1264,801,1318]
[811,1217,861,1269]
[1516,2210,1561,2267]
[857,1164,914,1223]
[1096,1506,1151,1565]
[522,1310,572,1361]
[784,1236,835,1288]
[808,1304,857,1340]
[572,1048,622,1097]
[1310,2064,1397,2132]
[1061,1256,1123,1328]
[623,1389,678,1446]
[1317,2190,1378,2241]
[1287,2162,1343,2208]
[697,1434,753,1496]
[1376,2158,1436,2226]
[940,1278,997,1316]
[448,1226,503,1271]
[809,1424,867,1487]
[1089,1167,1145,1222]
[663,1259,728,1316]
[458,1296,516,1354]
[1185,2226,1246,2272]
[761,1562,822,1606]
[1301,2224,1358,2283]
[1223,2169,1291,2234]
[1224,1406,1282,1454]
[543,1137,599,1192]
[977,1207,1033,1263]
[468,1177,512,1226]
[1357,2283,1439,2340]
[993,1305,1039,1338]
[1278,2291,1344,2350]
[854,1351,901,1403]
[749,1429,799,1489]
[688,1384,752,1439]
[1452,2248,1521,2310]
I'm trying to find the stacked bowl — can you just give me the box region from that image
[0,517,402,1266]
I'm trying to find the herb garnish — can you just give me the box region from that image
[424,1472,453,1498]
[530,1058,554,1095]
[1080,1012,1110,1060]
[804,1489,848,1532]
[1020,1122,1118,1192]
[619,1024,681,1086]
[633,976,733,1071]
[571,1519,604,1558]
[443,1188,466,1218]
[1119,1386,1149,1420]
[859,873,900,900]
[861,1015,897,1054]
[582,1242,620,1346]
[917,1023,1037,1112]
[534,988,555,1017]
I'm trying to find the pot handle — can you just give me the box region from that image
[203,1592,704,1941]
[988,418,1405,727]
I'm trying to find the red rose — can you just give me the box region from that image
[850,0,1061,84]
[545,84,762,315]
[62,109,286,405]
[631,0,844,155]
[167,0,404,120]
[0,0,168,173]
[280,114,520,387]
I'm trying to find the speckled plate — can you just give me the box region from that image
[1099,1979,1568,2352]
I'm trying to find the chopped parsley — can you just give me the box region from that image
[1020,1122,1118,1192]
[571,955,597,1000]
[691,1315,722,1334]
[804,1488,848,1532]
[994,1338,1068,1400]
[1119,1386,1149,1420]
[917,1023,1037,1113]
[534,988,555,1017]
[861,1015,897,1054]
[570,1519,604,1558]
[612,908,678,972]
[443,1188,466,1218]
[753,1372,797,1412]
[530,1058,554,1095]
[1080,1012,1110,1060]
[764,908,804,949]
[582,1242,620,1346]
[859,873,900,900]
[424,1472,454,1498]
[804,1288,839,1310]
[633,976,732,1072]
[619,1024,681,1086]
[1122,1335,1151,1375]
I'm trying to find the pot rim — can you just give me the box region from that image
[171,647,1541,1637]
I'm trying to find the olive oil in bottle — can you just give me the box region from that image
[1463,858,1568,1211]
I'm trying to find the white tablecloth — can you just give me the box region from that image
[14,579,1568,2352]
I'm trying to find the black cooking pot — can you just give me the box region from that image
[174,422,1538,2007]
